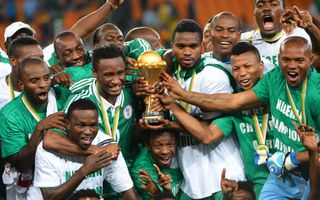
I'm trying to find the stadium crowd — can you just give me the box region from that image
[0,0,319,200]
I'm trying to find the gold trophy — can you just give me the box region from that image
[134,51,167,123]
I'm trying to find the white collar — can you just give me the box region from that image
[100,90,124,110]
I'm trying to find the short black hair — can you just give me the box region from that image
[211,12,241,32]
[92,23,120,45]
[66,99,98,120]
[231,42,261,61]
[68,189,100,200]
[172,19,202,42]
[53,31,79,53]
[18,56,47,80]
[91,44,126,71]
[143,127,179,145]
[8,36,40,57]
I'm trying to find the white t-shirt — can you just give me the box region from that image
[241,27,311,67]
[0,75,21,110]
[33,131,133,198]
[175,57,246,199]
[0,48,12,78]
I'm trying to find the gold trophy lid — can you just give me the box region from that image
[135,51,166,69]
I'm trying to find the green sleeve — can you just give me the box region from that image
[61,64,93,83]
[125,38,152,60]
[155,49,167,57]
[53,85,71,110]
[0,113,27,158]
[252,70,273,104]
[212,116,234,138]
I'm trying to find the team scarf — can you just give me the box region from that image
[95,82,121,140]
[252,106,269,149]
[285,78,307,125]
[22,88,58,122]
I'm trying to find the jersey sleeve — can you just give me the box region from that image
[33,142,61,188]
[212,116,234,138]
[103,152,133,193]
[252,69,273,104]
[124,38,152,60]
[0,112,28,158]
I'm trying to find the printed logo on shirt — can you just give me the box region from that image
[123,105,133,119]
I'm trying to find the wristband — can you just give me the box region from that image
[284,152,299,171]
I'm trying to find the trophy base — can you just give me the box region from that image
[142,112,164,124]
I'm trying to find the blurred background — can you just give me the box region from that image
[0,0,318,49]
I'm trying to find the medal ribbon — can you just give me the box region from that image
[285,78,307,125]
[96,83,120,139]
[177,65,196,113]
[8,75,15,100]
[252,107,269,145]
[22,95,41,122]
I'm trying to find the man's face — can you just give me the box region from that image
[211,15,240,60]
[202,23,213,53]
[147,132,176,168]
[10,44,44,72]
[254,0,283,38]
[22,62,51,106]
[231,52,264,90]
[143,33,163,51]
[279,41,312,87]
[55,34,86,67]
[94,57,126,100]
[67,109,98,150]
[95,27,125,51]
[172,32,202,70]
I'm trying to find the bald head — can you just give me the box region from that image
[92,23,124,50]
[125,27,162,50]
[211,12,241,32]
[280,36,311,55]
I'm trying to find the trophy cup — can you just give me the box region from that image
[134,51,167,123]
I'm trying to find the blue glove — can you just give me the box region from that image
[266,152,285,177]
[283,152,299,172]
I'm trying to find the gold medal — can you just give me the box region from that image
[256,144,269,152]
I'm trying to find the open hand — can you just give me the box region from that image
[160,71,185,101]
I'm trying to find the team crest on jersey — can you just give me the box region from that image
[123,105,132,119]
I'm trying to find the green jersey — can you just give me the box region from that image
[61,62,93,83]
[124,38,152,83]
[213,107,274,198]
[64,78,137,163]
[252,67,320,153]
[0,91,62,158]
[131,148,182,200]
